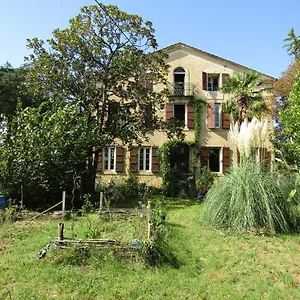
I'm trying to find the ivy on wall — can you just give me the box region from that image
[159,96,206,197]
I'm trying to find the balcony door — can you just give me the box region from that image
[174,67,185,96]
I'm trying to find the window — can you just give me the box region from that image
[139,147,151,172]
[173,67,185,95]
[174,104,186,124]
[214,103,222,128]
[209,148,221,172]
[103,147,116,171]
[208,76,219,91]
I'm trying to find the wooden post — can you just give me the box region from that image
[58,223,64,241]
[147,201,152,239]
[62,191,66,218]
[99,192,103,211]
[20,184,24,208]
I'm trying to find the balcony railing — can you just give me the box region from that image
[168,82,195,96]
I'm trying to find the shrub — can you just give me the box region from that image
[203,160,300,234]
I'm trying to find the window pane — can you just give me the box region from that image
[139,148,144,170]
[110,148,115,170]
[215,104,220,128]
[174,104,186,123]
[209,148,220,172]
[104,148,109,170]
[145,148,150,170]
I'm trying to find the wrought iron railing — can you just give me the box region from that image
[168,82,195,96]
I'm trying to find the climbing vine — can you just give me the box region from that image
[159,96,206,197]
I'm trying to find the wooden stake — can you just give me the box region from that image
[147,200,152,239]
[58,223,64,241]
[62,191,66,218]
[99,192,103,211]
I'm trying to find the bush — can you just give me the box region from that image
[203,160,300,234]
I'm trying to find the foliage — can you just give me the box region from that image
[196,166,214,191]
[158,140,197,197]
[203,159,300,234]
[1,4,177,205]
[221,71,269,123]
[273,59,300,101]
[275,74,300,167]
[0,63,40,122]
[96,174,150,207]
[0,102,92,207]
[283,28,300,59]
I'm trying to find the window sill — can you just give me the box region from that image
[138,172,154,176]
[102,171,118,175]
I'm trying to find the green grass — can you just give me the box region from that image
[1,201,300,299]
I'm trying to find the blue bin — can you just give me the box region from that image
[0,196,6,210]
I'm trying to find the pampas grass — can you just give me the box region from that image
[203,160,299,234]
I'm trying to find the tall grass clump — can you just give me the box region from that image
[203,117,300,234]
[203,161,299,233]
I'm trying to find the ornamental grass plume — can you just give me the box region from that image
[231,118,269,161]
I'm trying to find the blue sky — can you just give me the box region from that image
[0,0,299,78]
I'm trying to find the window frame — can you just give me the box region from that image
[138,147,152,172]
[207,74,220,91]
[103,147,116,172]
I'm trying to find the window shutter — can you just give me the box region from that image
[200,147,209,167]
[222,73,230,86]
[152,147,159,173]
[116,147,124,173]
[223,147,231,172]
[202,72,207,91]
[130,147,138,172]
[187,103,194,129]
[222,111,230,129]
[207,103,215,129]
[165,103,174,121]
[97,150,103,172]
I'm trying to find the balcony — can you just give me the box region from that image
[168,82,195,97]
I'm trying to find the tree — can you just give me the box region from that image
[273,59,300,101]
[283,28,300,59]
[221,71,268,123]
[0,102,92,206]
[0,63,39,122]
[275,74,300,167]
[3,4,174,203]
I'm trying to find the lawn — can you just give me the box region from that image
[1,199,300,299]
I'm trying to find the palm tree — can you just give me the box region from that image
[283,28,300,59]
[221,71,268,124]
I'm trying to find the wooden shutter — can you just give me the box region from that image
[200,147,209,167]
[207,103,215,129]
[223,147,231,172]
[222,73,230,86]
[130,147,138,172]
[202,72,207,91]
[165,103,174,121]
[187,103,194,129]
[222,111,230,129]
[116,147,124,173]
[97,149,103,172]
[152,146,159,173]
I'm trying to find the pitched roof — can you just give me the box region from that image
[161,42,275,81]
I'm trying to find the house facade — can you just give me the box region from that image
[96,42,275,186]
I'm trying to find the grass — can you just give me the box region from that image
[1,200,300,299]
